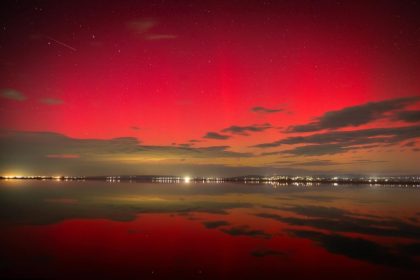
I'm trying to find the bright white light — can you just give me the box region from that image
[5,175,23,179]
[184,176,191,183]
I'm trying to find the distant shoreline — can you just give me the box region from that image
[1,175,419,186]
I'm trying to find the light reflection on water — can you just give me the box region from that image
[1,180,420,279]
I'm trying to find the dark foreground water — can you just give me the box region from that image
[1,180,420,280]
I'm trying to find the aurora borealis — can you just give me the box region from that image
[1,0,420,176]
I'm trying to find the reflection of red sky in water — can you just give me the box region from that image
[1,210,418,280]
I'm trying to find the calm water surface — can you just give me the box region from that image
[1,180,420,279]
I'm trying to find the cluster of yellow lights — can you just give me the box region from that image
[2,175,63,179]
[3,175,24,179]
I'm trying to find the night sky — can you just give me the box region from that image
[1,0,420,176]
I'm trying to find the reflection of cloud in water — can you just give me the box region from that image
[399,243,420,256]
[44,198,79,204]
[221,226,271,239]
[279,205,384,220]
[251,248,286,258]
[354,199,389,204]
[256,208,420,239]
[0,194,251,225]
[289,230,419,270]
[283,205,348,219]
[288,194,341,202]
[203,220,230,229]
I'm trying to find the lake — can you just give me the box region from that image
[1,180,419,279]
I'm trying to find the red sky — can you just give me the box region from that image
[1,1,420,176]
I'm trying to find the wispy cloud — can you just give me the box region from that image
[221,225,271,239]
[127,19,157,34]
[288,96,420,133]
[203,132,231,140]
[2,130,332,176]
[253,124,420,155]
[1,89,26,101]
[46,154,80,159]
[281,143,350,156]
[40,97,63,105]
[127,19,177,40]
[251,106,283,114]
[0,131,250,164]
[222,123,272,136]
[393,110,420,123]
[203,220,230,229]
[282,160,336,166]
[251,249,286,258]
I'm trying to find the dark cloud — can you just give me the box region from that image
[285,159,385,166]
[288,96,420,132]
[290,160,335,166]
[258,125,420,147]
[221,226,271,239]
[253,141,283,149]
[288,230,417,269]
[0,131,251,159]
[130,126,140,131]
[46,154,80,159]
[221,123,272,136]
[202,220,230,229]
[0,131,141,157]
[251,248,286,258]
[353,159,387,163]
[272,159,339,166]
[253,124,420,155]
[251,106,283,114]
[203,132,230,140]
[1,88,26,101]
[394,110,420,123]
[271,160,294,165]
[124,144,252,158]
[178,143,192,148]
[260,151,283,156]
[0,131,256,175]
[5,130,398,176]
[281,144,350,156]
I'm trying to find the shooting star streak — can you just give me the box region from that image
[45,36,77,51]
